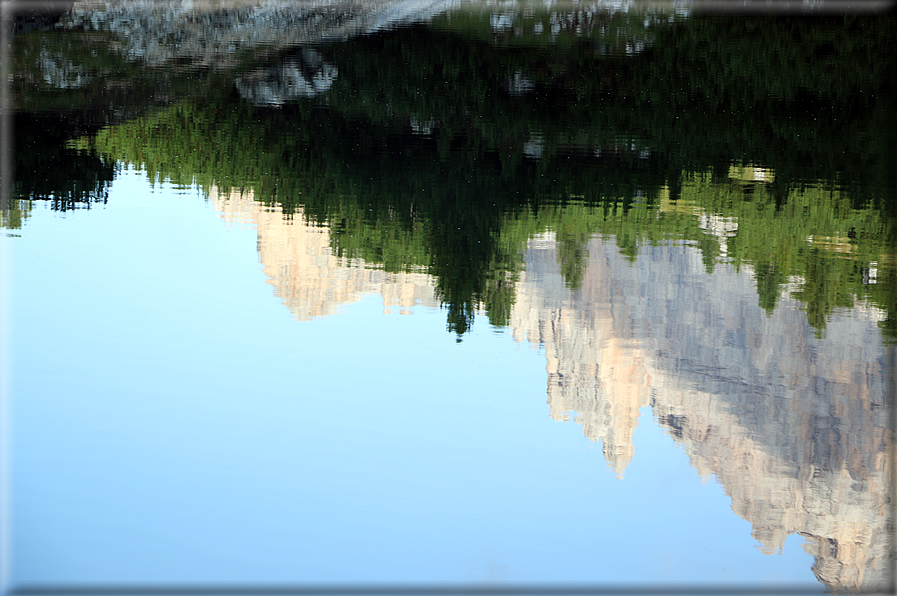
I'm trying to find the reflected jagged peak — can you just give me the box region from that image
[209,186,440,321]
[508,230,892,593]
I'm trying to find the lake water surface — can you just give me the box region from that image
[3,1,895,593]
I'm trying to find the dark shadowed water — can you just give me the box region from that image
[3,1,895,593]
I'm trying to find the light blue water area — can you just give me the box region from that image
[7,169,821,587]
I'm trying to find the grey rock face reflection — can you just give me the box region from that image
[509,234,893,593]
[209,187,893,592]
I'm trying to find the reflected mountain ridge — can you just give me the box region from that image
[201,184,894,594]
[210,186,441,320]
[8,3,896,592]
[508,232,893,592]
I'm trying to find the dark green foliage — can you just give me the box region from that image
[14,113,117,208]
[26,12,894,339]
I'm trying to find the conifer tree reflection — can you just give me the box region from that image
[12,114,116,211]
[56,13,895,340]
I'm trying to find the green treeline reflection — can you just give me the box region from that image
[63,14,894,338]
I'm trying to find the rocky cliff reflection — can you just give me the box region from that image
[210,186,439,319]
[510,233,892,593]
[209,188,893,593]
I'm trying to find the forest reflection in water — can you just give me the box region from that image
[5,1,896,592]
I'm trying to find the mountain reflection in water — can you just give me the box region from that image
[207,186,893,592]
[211,187,441,320]
[6,0,895,592]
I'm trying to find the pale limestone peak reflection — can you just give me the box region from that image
[508,231,892,593]
[208,186,439,321]
[509,231,655,479]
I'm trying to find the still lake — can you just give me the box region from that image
[3,1,895,593]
